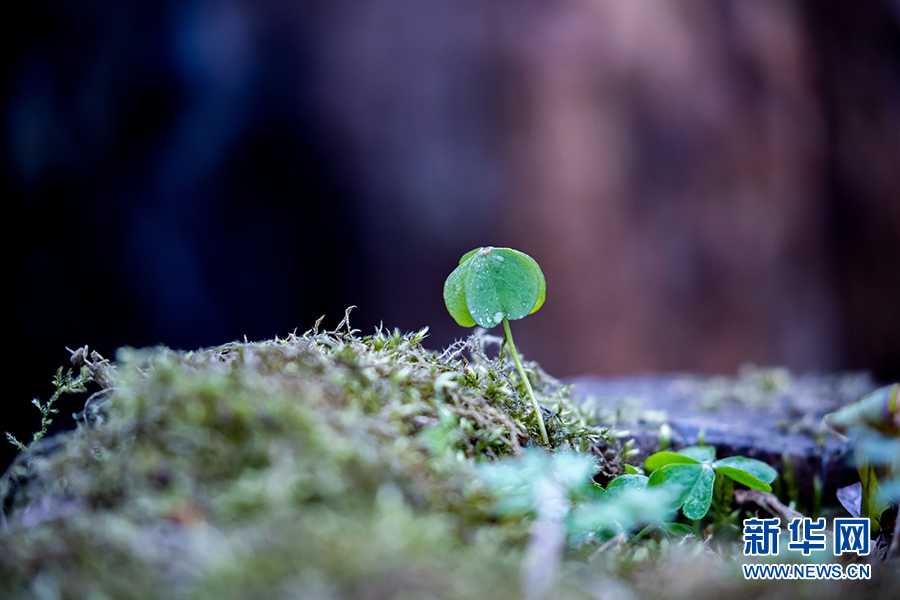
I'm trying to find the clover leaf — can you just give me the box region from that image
[645,445,777,520]
[606,473,650,496]
[443,247,549,444]
[443,247,545,329]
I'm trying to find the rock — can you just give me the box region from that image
[570,368,879,506]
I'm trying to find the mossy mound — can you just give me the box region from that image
[2,314,898,599]
[0,314,604,599]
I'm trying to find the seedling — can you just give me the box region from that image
[644,445,777,520]
[5,365,92,451]
[443,247,549,444]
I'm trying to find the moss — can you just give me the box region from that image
[0,313,606,599]
[1,313,897,599]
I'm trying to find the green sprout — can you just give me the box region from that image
[644,445,777,520]
[443,247,549,445]
[5,365,92,451]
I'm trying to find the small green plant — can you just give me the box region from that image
[444,246,549,444]
[6,365,92,451]
[643,445,777,520]
[477,449,673,596]
[826,383,900,538]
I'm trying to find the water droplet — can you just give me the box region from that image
[495,255,505,262]
[493,312,503,323]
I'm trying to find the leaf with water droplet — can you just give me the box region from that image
[444,255,477,327]
[443,247,545,328]
[458,248,482,265]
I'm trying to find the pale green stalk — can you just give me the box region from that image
[502,317,549,445]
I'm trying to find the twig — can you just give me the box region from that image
[588,533,625,562]
[733,488,804,523]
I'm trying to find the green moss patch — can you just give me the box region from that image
[1,314,606,599]
[2,313,897,599]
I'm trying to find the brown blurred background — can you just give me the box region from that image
[495,0,900,377]
[5,0,900,468]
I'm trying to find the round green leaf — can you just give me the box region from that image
[443,261,476,327]
[713,456,777,484]
[645,451,700,472]
[607,474,649,495]
[459,248,482,265]
[715,466,772,493]
[648,466,667,487]
[522,253,546,315]
[463,248,541,328]
[648,463,716,520]
[677,445,716,464]
[443,247,545,329]
[682,465,716,520]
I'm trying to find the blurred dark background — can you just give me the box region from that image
[4,0,900,472]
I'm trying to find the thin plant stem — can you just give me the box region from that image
[502,317,549,446]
